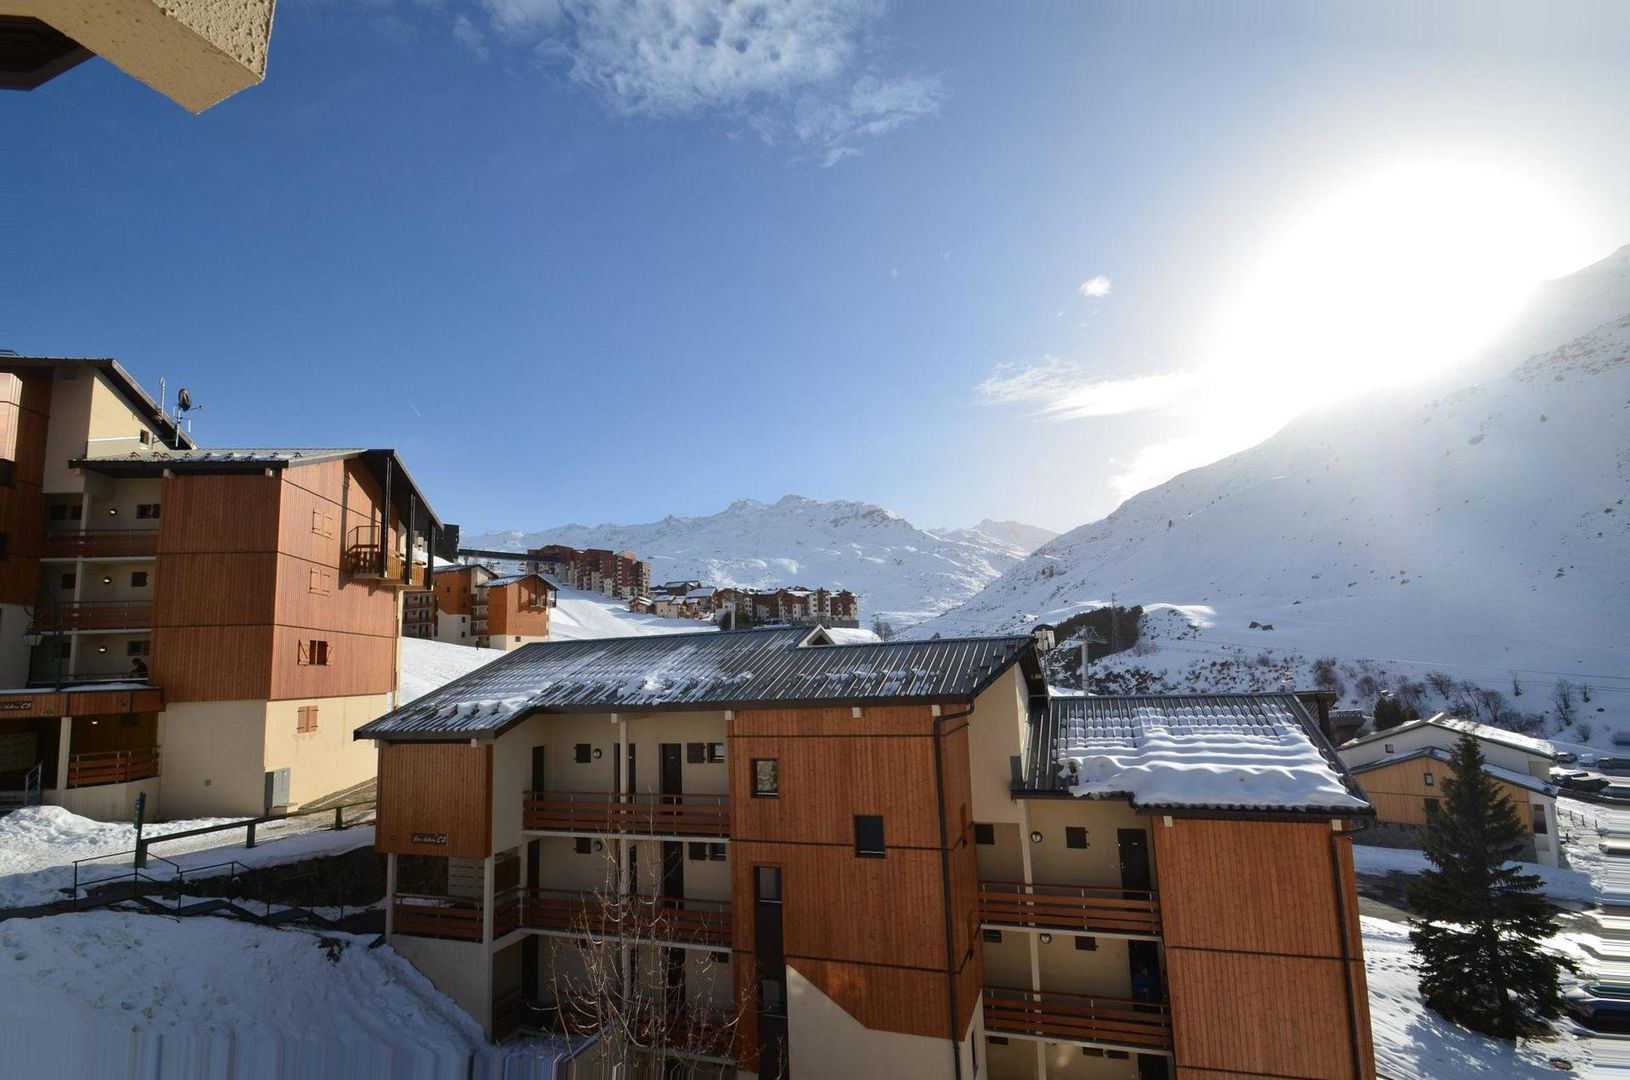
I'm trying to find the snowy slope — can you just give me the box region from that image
[919,247,1630,741]
[932,518,1059,554]
[470,495,1030,626]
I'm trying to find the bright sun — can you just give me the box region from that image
[1208,160,1596,415]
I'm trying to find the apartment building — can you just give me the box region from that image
[1339,714,1561,866]
[526,545,650,601]
[402,586,436,640]
[408,565,557,650]
[714,586,861,629]
[485,573,555,651]
[430,564,496,644]
[0,357,443,820]
[358,628,1376,1079]
[1,0,275,111]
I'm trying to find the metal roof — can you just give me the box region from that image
[1346,746,1557,797]
[1020,692,1372,815]
[486,572,557,589]
[358,629,1040,740]
[1340,713,1557,761]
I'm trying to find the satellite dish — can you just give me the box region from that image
[177,388,194,412]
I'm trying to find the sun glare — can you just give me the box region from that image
[1207,161,1594,415]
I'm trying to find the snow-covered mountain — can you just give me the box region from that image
[918,245,1630,740]
[467,495,1034,626]
[932,519,1059,555]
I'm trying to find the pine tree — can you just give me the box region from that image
[1406,731,1572,1038]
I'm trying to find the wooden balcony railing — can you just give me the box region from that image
[978,881,1161,937]
[523,791,730,838]
[42,529,159,560]
[40,601,154,632]
[516,887,732,948]
[982,986,1172,1052]
[66,748,160,789]
[392,893,486,941]
[344,526,425,586]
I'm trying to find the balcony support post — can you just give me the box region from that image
[55,715,71,795]
[385,852,398,937]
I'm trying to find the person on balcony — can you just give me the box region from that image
[1132,964,1162,1006]
[128,658,148,681]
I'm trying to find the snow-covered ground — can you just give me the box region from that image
[1362,915,1591,1079]
[0,805,375,910]
[0,911,566,1080]
[547,585,715,641]
[1352,843,1598,906]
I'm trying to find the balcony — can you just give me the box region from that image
[523,791,730,838]
[982,986,1172,1053]
[392,893,486,941]
[39,600,153,632]
[517,887,732,948]
[42,529,159,560]
[345,526,423,587]
[978,881,1161,937]
[66,748,160,789]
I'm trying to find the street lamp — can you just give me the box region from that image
[23,592,66,688]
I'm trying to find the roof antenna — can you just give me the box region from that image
[176,388,201,436]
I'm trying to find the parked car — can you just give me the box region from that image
[1596,756,1630,775]
[1554,772,1611,793]
[1564,984,1630,1033]
[1555,751,1579,765]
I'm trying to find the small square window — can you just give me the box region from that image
[135,503,160,519]
[1384,743,1395,754]
[1424,772,1435,787]
[129,571,149,588]
[0,460,14,488]
[1074,936,1098,951]
[854,814,885,858]
[688,842,726,862]
[706,742,725,764]
[1065,827,1088,849]
[759,978,786,1017]
[687,742,705,764]
[1107,1050,1130,1060]
[59,572,75,590]
[575,743,591,764]
[710,951,730,964]
[126,640,149,657]
[755,866,781,902]
[974,823,995,845]
[982,929,1002,943]
[296,705,318,734]
[574,837,592,855]
[752,758,779,797]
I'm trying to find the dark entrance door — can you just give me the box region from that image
[660,743,682,799]
[1136,1052,1172,1080]
[530,746,546,792]
[1118,828,1152,892]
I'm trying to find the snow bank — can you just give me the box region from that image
[1351,843,1597,905]
[399,637,507,703]
[548,586,715,641]
[1362,916,1590,1078]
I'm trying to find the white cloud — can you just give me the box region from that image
[451,13,489,58]
[474,0,942,164]
[977,357,1197,420]
[1078,274,1111,299]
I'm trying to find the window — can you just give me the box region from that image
[310,509,334,538]
[706,742,725,764]
[752,758,779,797]
[1081,1047,1105,1058]
[1074,936,1098,951]
[0,459,12,488]
[1423,772,1435,787]
[296,705,318,734]
[755,866,781,903]
[974,823,996,845]
[574,743,592,764]
[1107,1051,1130,1061]
[987,1037,1009,1047]
[129,571,148,588]
[139,429,152,446]
[574,837,592,855]
[688,842,727,862]
[1533,804,1548,835]
[135,503,160,519]
[1065,826,1088,849]
[982,929,1002,943]
[297,639,331,666]
[308,568,332,595]
[126,640,149,657]
[688,742,704,764]
[0,532,9,561]
[854,815,885,858]
[1425,797,1441,821]
[759,978,786,1017]
[49,503,82,522]
[710,951,730,964]
[59,572,75,590]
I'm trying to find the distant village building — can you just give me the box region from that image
[525,544,650,600]
[405,564,556,650]
[711,585,859,628]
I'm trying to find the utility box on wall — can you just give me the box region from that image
[264,767,290,813]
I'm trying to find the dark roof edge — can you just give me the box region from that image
[1006,788,1376,820]
[1284,695,1374,810]
[1341,716,1557,761]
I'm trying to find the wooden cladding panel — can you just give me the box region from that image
[152,552,278,627]
[377,742,493,859]
[1154,819,1357,959]
[151,625,274,702]
[797,957,971,1041]
[277,463,350,567]
[1166,948,1373,1080]
[66,688,164,717]
[1355,758,1535,829]
[731,705,937,738]
[269,625,396,700]
[731,734,948,848]
[0,368,51,605]
[487,584,550,639]
[273,553,399,639]
[157,473,281,554]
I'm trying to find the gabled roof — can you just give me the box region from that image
[1347,746,1557,797]
[1023,692,1372,816]
[0,356,195,450]
[1341,713,1556,761]
[487,572,557,590]
[357,629,1042,741]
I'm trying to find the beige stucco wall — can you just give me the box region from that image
[82,478,163,528]
[492,634,547,652]
[42,367,96,493]
[5,0,275,113]
[974,820,1026,882]
[1044,1042,1141,1080]
[48,775,160,822]
[262,692,389,807]
[1036,933,1133,998]
[1025,799,1151,891]
[982,930,1032,989]
[967,666,1029,825]
[986,1036,1040,1080]
[393,934,492,1033]
[68,633,151,677]
[625,711,731,797]
[158,699,267,819]
[786,963,970,1080]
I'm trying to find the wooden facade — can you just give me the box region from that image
[486,578,551,641]
[376,741,493,859]
[1154,818,1373,1080]
[0,369,52,606]
[1354,755,1538,830]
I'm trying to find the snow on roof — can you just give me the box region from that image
[1036,693,1371,814]
[486,572,556,590]
[1348,746,1557,797]
[1343,713,1557,760]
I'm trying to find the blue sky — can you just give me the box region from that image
[6,1,1630,536]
